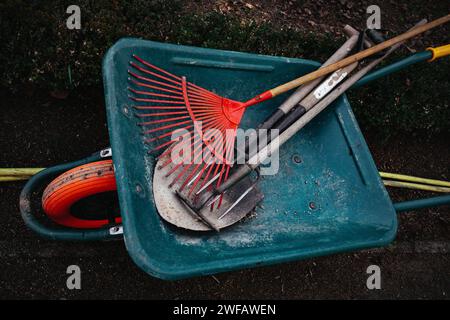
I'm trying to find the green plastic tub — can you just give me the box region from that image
[102,38,398,280]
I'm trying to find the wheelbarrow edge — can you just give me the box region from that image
[102,38,399,280]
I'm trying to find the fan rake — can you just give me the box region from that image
[128,54,252,203]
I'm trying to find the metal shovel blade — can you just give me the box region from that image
[153,153,264,231]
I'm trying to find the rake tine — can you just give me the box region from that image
[180,131,226,193]
[133,55,182,81]
[188,143,225,196]
[129,78,183,96]
[187,170,203,187]
[147,139,176,154]
[178,163,204,192]
[128,87,184,100]
[137,115,191,126]
[133,105,187,110]
[188,164,211,196]
[128,70,182,92]
[151,122,218,164]
[193,162,217,196]
[142,120,192,134]
[171,128,224,188]
[129,61,181,86]
[218,185,254,220]
[129,97,186,104]
[136,111,188,117]
[145,124,194,143]
[196,172,220,195]
[187,84,221,100]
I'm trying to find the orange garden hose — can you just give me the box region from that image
[42,160,120,229]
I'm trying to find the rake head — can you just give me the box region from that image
[128,55,256,207]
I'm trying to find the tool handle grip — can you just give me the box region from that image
[19,149,122,241]
[427,44,450,61]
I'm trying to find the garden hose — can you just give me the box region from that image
[379,171,450,193]
[18,149,122,241]
[0,168,44,181]
[383,180,450,193]
[379,171,450,188]
[41,160,120,229]
[0,176,32,182]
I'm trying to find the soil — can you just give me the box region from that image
[0,0,449,299]
[185,0,450,49]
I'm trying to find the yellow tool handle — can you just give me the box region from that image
[383,180,450,193]
[427,44,450,61]
[380,171,450,188]
[269,14,450,97]
[0,168,45,181]
[0,176,32,182]
[0,168,45,175]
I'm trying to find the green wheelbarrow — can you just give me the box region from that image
[19,39,450,280]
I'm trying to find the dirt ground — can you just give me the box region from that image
[1,0,449,299]
[185,0,450,48]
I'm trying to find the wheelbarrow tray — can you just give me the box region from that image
[103,38,397,280]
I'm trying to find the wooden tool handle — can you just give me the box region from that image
[269,14,450,97]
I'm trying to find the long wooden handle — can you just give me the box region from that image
[270,14,450,97]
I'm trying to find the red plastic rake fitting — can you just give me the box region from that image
[221,98,246,125]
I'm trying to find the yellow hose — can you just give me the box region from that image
[383,179,450,193]
[0,168,45,175]
[380,171,450,188]
[0,176,32,182]
[0,168,45,182]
